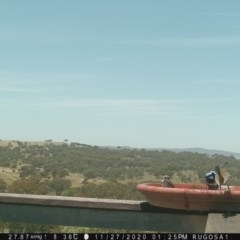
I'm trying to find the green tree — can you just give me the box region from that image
[0,179,7,192]
[48,178,71,195]
[8,176,49,195]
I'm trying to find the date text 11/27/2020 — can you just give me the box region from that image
[5,233,233,240]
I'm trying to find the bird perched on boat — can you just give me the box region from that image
[205,170,219,189]
[214,164,230,189]
[205,171,216,184]
[161,175,174,188]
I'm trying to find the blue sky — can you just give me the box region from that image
[1,1,240,152]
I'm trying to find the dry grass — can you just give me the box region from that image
[0,167,20,186]
[88,178,108,185]
[118,172,158,184]
[0,140,16,147]
[65,173,85,188]
[0,167,85,189]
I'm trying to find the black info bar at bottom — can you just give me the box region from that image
[2,233,236,240]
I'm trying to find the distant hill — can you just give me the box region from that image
[0,140,64,147]
[104,146,240,159]
[1,139,239,159]
[160,148,240,159]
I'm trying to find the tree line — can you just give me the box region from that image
[1,141,240,232]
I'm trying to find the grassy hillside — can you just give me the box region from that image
[1,140,240,197]
[1,140,240,232]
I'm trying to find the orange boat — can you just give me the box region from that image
[137,183,240,211]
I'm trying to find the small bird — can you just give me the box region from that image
[214,164,230,189]
[161,175,174,188]
[205,171,216,184]
[204,170,219,189]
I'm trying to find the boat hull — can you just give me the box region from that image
[137,183,240,211]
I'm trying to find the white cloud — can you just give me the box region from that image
[0,24,75,45]
[18,98,179,116]
[0,71,93,83]
[199,12,239,18]
[0,71,95,94]
[194,79,240,85]
[52,99,156,107]
[43,97,234,116]
[119,36,240,47]
[0,87,42,93]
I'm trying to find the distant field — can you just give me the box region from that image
[0,141,14,147]
[0,140,65,147]
[0,167,19,185]
[119,172,158,184]
[0,167,85,189]
[65,172,84,188]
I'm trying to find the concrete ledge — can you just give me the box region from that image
[205,213,240,233]
[0,193,142,211]
[0,193,208,232]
